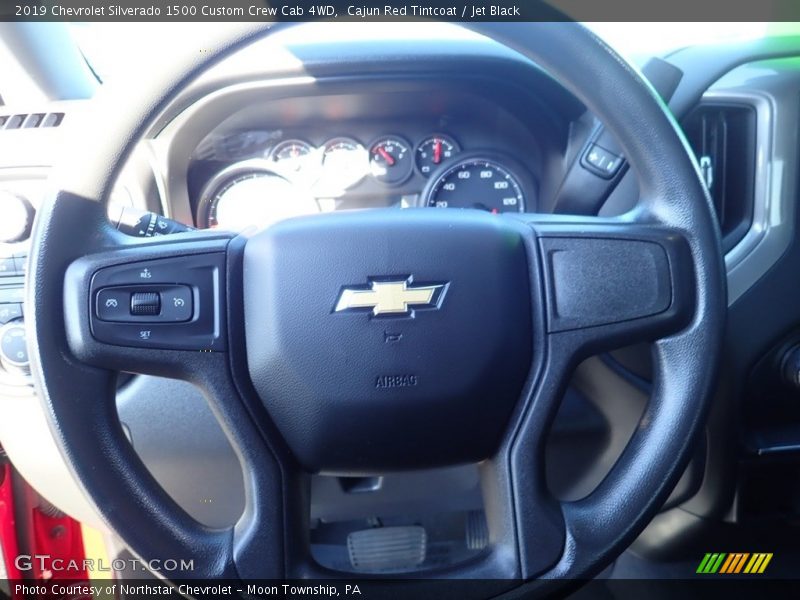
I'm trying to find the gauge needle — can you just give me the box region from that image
[377,147,395,166]
[433,140,442,164]
[475,203,498,214]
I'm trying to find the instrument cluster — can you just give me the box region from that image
[195,131,537,231]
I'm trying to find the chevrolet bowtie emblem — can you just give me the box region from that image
[334,277,448,317]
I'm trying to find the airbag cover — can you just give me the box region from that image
[243,209,532,472]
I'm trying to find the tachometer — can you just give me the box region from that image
[198,161,318,231]
[422,154,530,213]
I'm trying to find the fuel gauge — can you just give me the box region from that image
[416,134,460,177]
[369,136,413,185]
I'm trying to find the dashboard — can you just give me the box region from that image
[186,86,556,231]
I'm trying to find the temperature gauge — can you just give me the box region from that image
[416,134,460,177]
[369,136,413,185]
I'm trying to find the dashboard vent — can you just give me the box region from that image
[682,102,756,252]
[0,112,64,130]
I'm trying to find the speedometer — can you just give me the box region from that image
[422,154,531,213]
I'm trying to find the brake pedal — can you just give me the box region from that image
[347,525,426,572]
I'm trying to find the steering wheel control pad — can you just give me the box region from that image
[244,209,532,472]
[87,253,225,351]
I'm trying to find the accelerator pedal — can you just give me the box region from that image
[466,510,489,550]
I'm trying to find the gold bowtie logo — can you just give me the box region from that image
[334,278,447,317]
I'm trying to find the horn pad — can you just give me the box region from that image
[243,209,533,472]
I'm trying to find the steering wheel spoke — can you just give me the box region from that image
[27,194,289,579]
[452,211,701,584]
[528,214,696,358]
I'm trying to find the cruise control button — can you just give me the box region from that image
[160,286,193,321]
[95,285,193,322]
[96,289,130,321]
[88,252,226,351]
[130,292,160,316]
[94,323,219,351]
[0,303,22,324]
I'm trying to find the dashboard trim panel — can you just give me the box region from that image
[707,89,783,306]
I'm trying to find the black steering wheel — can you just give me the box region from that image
[27,21,725,596]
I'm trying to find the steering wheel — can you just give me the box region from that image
[27,21,724,595]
